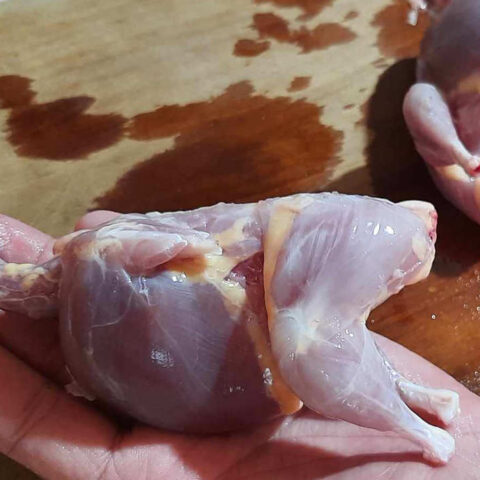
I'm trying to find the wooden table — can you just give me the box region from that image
[1,0,479,477]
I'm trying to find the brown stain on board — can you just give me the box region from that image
[0,76,35,108]
[355,100,369,127]
[294,23,356,54]
[0,75,126,160]
[252,12,356,53]
[254,0,333,19]
[95,81,342,213]
[344,10,359,21]
[372,0,430,58]
[234,39,271,57]
[254,13,291,43]
[364,59,480,394]
[288,76,311,92]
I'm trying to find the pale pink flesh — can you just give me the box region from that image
[0,194,459,463]
[404,83,480,173]
[267,195,456,464]
[405,0,480,224]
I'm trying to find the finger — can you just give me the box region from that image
[0,345,117,480]
[54,211,119,255]
[0,217,63,382]
[0,311,66,384]
[74,211,119,231]
[0,215,54,263]
[0,210,118,385]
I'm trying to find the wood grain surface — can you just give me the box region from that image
[1,0,478,478]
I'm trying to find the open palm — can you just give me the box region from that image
[0,212,479,480]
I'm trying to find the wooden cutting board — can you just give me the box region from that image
[1,0,479,477]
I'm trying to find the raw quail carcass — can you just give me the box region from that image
[0,193,459,463]
[405,0,480,223]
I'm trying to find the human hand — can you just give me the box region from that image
[0,213,479,480]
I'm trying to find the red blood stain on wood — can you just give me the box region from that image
[254,13,291,43]
[294,23,357,53]
[344,10,359,21]
[253,12,356,53]
[355,100,369,127]
[288,76,311,92]
[254,0,333,18]
[0,76,35,108]
[95,82,342,213]
[343,103,355,110]
[365,59,480,391]
[234,39,271,57]
[372,0,430,58]
[0,75,126,160]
